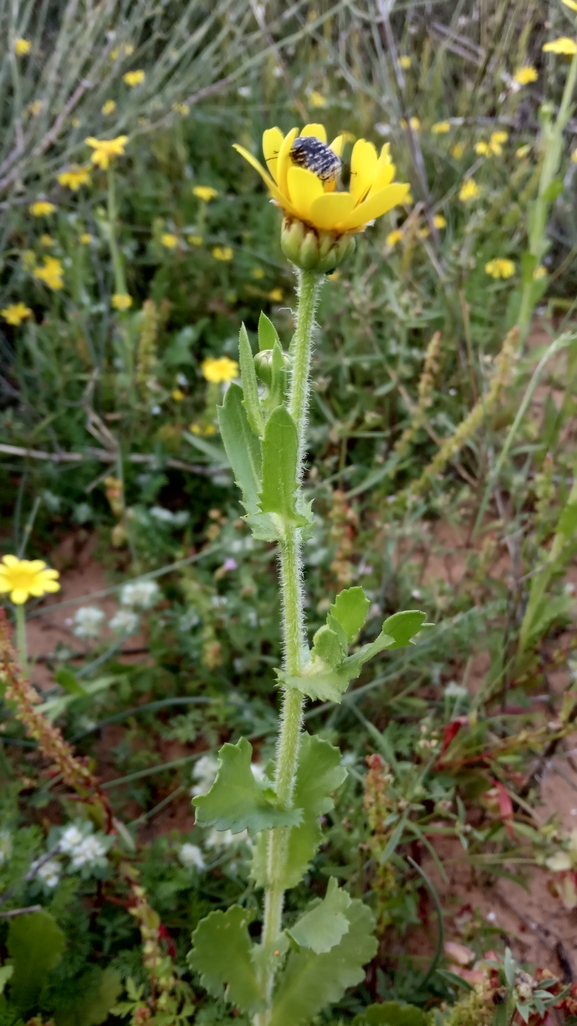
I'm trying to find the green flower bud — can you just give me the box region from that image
[254,347,291,388]
[280,216,356,273]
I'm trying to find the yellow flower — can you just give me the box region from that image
[234,124,409,238]
[85,135,128,169]
[459,179,480,202]
[172,102,190,115]
[161,233,178,249]
[543,37,577,55]
[451,143,464,158]
[80,232,93,244]
[58,165,91,191]
[491,130,508,145]
[0,555,60,605]
[516,144,531,159]
[201,356,239,384]
[187,234,203,246]
[433,214,447,229]
[102,100,116,115]
[193,185,218,202]
[112,293,132,310]
[386,229,403,246]
[33,257,64,290]
[172,388,185,401]
[212,246,233,261]
[14,38,31,55]
[1,303,33,326]
[40,234,54,246]
[26,99,42,117]
[514,65,538,85]
[431,121,450,134]
[252,267,265,279]
[400,117,420,131]
[309,91,326,107]
[398,56,412,69]
[269,288,283,301]
[533,265,547,279]
[475,141,491,156]
[485,258,515,279]
[476,131,508,157]
[29,201,55,217]
[123,69,145,87]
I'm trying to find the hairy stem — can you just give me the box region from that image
[15,604,28,677]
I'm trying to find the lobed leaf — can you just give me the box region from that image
[329,587,370,641]
[188,906,263,1014]
[288,877,351,954]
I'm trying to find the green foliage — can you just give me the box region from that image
[217,382,277,541]
[288,876,351,954]
[353,1002,428,1026]
[7,910,65,1012]
[238,323,264,438]
[258,407,309,527]
[54,969,122,1026]
[187,907,263,1014]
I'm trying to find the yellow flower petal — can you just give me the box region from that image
[562,0,577,10]
[0,576,10,591]
[2,555,20,568]
[262,127,284,183]
[329,135,344,158]
[232,144,290,210]
[11,589,29,604]
[300,123,327,142]
[340,183,410,232]
[543,37,577,54]
[350,139,378,202]
[368,161,396,197]
[277,128,298,197]
[287,166,324,221]
[309,193,356,231]
[40,579,60,593]
[27,560,47,573]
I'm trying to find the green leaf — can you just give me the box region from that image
[288,877,351,954]
[217,383,261,516]
[192,737,302,834]
[259,407,307,526]
[542,177,564,203]
[380,610,430,647]
[0,967,13,997]
[556,501,577,541]
[258,311,280,351]
[283,734,347,889]
[269,899,377,1026]
[311,625,345,668]
[54,668,88,697]
[188,906,263,1014]
[526,593,575,642]
[8,910,65,1011]
[330,587,370,641]
[352,1001,427,1026]
[56,969,124,1026]
[239,323,264,438]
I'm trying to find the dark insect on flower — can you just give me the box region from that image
[289,137,341,182]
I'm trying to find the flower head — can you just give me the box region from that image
[161,232,178,249]
[398,55,412,69]
[109,609,139,635]
[485,258,515,279]
[58,165,91,191]
[40,234,54,246]
[188,234,203,246]
[0,555,60,605]
[33,257,64,290]
[309,90,327,107]
[123,69,145,87]
[400,117,420,131]
[85,135,128,169]
[36,858,61,887]
[386,229,403,246]
[80,232,93,244]
[179,843,205,870]
[431,120,450,134]
[212,246,233,261]
[14,38,31,55]
[193,185,218,202]
[102,100,116,115]
[514,65,538,85]
[1,303,32,326]
[543,37,577,55]
[433,214,447,229]
[120,580,160,609]
[72,606,105,639]
[459,179,480,202]
[112,293,132,310]
[29,201,55,217]
[201,356,238,384]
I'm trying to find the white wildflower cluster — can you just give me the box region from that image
[178,842,205,871]
[72,605,106,639]
[191,754,219,797]
[59,822,109,873]
[109,609,140,635]
[36,858,61,888]
[120,579,160,610]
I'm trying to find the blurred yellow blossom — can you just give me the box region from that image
[26,99,43,117]
[80,233,93,244]
[269,288,283,302]
[187,234,203,246]
[30,201,55,217]
[161,233,178,249]
[476,131,508,157]
[309,91,326,107]
[485,258,515,279]
[400,117,420,131]
[433,214,447,228]
[386,229,403,246]
[431,121,450,134]
[58,165,91,190]
[514,66,538,85]
[172,388,185,401]
[398,56,412,69]
[14,38,31,55]
[110,43,134,59]
[0,555,60,604]
[190,422,216,436]
[517,144,531,159]
[40,235,54,246]
[123,69,145,87]
[451,143,464,158]
[112,293,133,310]
[543,38,577,55]
[212,246,233,261]
[533,265,547,279]
[102,100,116,115]
[252,267,265,279]
[459,179,479,201]
[193,185,218,202]
[86,135,128,169]
[172,102,190,115]
[1,303,33,326]
[562,0,577,9]
[201,356,238,384]
[33,257,64,290]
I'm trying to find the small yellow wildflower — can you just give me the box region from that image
[459,179,480,202]
[187,234,203,246]
[33,257,64,290]
[475,141,491,156]
[22,251,36,268]
[433,214,447,229]
[252,267,265,279]
[516,144,531,159]
[533,265,547,279]
[514,66,538,85]
[1,303,33,326]
[172,388,185,401]
[193,185,218,202]
[492,130,508,145]
[0,555,60,605]
[112,293,133,310]
[451,143,464,158]
[386,229,403,246]
[14,38,31,56]
[398,56,412,69]
[26,99,42,117]
[476,131,508,157]
[85,135,128,169]
[123,69,145,87]
[111,44,133,59]
[172,102,190,115]
[189,423,202,435]
[431,121,450,134]
[161,233,178,249]
[58,165,91,191]
[40,235,54,247]
[201,356,239,384]
[102,100,116,115]
[400,117,420,131]
[29,201,55,217]
[269,288,283,302]
[80,233,93,244]
[543,38,577,55]
[309,91,326,107]
[212,246,233,261]
[485,258,515,279]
